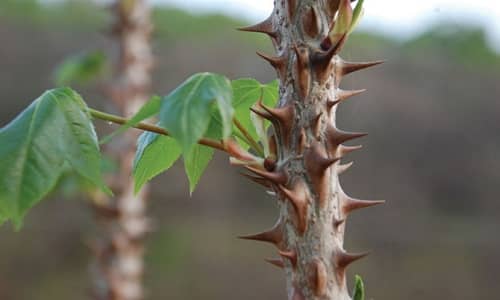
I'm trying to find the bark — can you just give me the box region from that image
[240,1,383,299]
[91,1,153,299]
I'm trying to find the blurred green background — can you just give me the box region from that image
[1,0,499,299]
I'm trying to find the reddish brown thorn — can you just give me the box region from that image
[302,6,319,38]
[339,59,385,76]
[250,106,273,122]
[293,45,311,98]
[313,33,347,83]
[340,188,385,215]
[337,161,354,175]
[311,113,322,140]
[256,51,288,79]
[279,250,297,267]
[310,259,328,296]
[265,258,285,269]
[333,217,346,230]
[337,88,366,101]
[258,102,295,147]
[298,127,309,154]
[244,165,288,185]
[334,249,369,280]
[277,181,309,235]
[338,144,363,156]
[238,220,284,249]
[238,16,277,39]
[240,173,271,188]
[326,124,367,146]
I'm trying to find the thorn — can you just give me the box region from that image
[337,88,366,101]
[240,172,272,188]
[244,165,288,185]
[337,161,353,175]
[311,113,322,140]
[338,144,362,156]
[293,45,311,98]
[238,220,284,249]
[335,249,369,271]
[340,188,385,215]
[278,250,297,267]
[298,127,309,154]
[311,259,328,296]
[326,98,341,110]
[326,124,367,147]
[257,102,295,147]
[277,181,309,235]
[314,33,347,83]
[339,59,384,77]
[265,257,284,269]
[302,6,319,38]
[333,217,346,230]
[238,16,277,39]
[226,139,260,162]
[256,51,288,79]
[304,141,340,207]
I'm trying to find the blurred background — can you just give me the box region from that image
[1,0,499,299]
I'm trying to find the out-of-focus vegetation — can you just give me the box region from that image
[1,1,499,300]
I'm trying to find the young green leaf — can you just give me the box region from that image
[159,72,233,154]
[0,87,110,227]
[349,0,365,34]
[100,95,161,144]
[133,131,182,193]
[183,144,214,194]
[352,275,365,300]
[231,78,279,149]
[54,50,107,86]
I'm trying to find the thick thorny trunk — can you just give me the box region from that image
[239,1,382,299]
[91,1,153,299]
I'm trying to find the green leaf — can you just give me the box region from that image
[183,144,214,194]
[54,50,107,86]
[159,72,233,154]
[230,78,279,149]
[349,0,365,34]
[100,95,161,144]
[352,275,365,300]
[0,87,110,227]
[133,131,182,193]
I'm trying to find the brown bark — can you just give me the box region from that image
[240,0,383,299]
[91,1,153,299]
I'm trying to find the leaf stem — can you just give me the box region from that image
[87,108,227,152]
[233,118,265,156]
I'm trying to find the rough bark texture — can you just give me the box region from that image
[240,1,382,299]
[91,1,153,299]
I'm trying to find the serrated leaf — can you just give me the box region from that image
[100,95,161,144]
[159,72,233,154]
[133,131,182,193]
[230,78,279,149]
[352,275,365,300]
[54,50,107,86]
[184,144,214,194]
[0,87,110,227]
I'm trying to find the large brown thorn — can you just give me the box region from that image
[339,59,385,77]
[265,258,285,269]
[335,249,369,272]
[256,51,288,79]
[238,220,284,249]
[293,45,311,98]
[326,124,367,147]
[313,33,346,84]
[244,165,288,185]
[340,188,385,215]
[277,181,309,235]
[238,16,277,39]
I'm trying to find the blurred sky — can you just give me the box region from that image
[147,0,500,51]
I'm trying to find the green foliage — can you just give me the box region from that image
[184,145,214,194]
[0,87,110,227]
[133,132,182,193]
[54,50,107,86]
[100,95,161,144]
[352,275,365,300]
[231,78,279,149]
[159,72,233,154]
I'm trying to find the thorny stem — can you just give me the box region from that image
[88,108,227,152]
